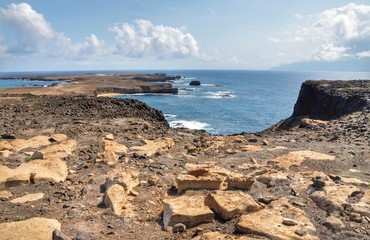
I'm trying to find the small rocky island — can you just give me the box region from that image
[0,77,369,240]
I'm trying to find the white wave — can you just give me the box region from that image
[164,114,177,119]
[204,91,236,99]
[201,84,223,87]
[170,120,210,130]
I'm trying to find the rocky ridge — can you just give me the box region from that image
[0,79,369,240]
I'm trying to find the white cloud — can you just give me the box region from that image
[356,50,370,58]
[271,3,370,64]
[0,3,54,53]
[109,19,200,58]
[0,3,104,60]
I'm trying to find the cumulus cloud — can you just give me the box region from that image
[109,19,200,58]
[0,3,104,59]
[0,3,55,53]
[271,3,370,62]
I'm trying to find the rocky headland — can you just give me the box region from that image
[0,77,369,240]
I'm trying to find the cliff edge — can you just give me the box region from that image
[274,80,370,130]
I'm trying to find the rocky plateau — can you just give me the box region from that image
[0,75,369,240]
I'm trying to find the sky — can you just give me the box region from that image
[1,0,370,71]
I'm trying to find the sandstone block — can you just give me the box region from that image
[163,195,214,229]
[11,136,51,152]
[205,191,261,220]
[41,140,77,159]
[130,137,174,157]
[176,174,224,193]
[10,193,44,204]
[0,217,61,240]
[49,133,68,143]
[0,190,12,200]
[236,198,317,240]
[104,184,126,215]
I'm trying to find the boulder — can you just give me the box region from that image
[189,80,201,86]
[104,184,126,215]
[236,198,318,240]
[52,229,72,240]
[10,193,44,204]
[163,195,214,229]
[0,217,61,240]
[205,191,262,220]
[240,145,263,152]
[0,158,68,186]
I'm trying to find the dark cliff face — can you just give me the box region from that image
[292,80,370,120]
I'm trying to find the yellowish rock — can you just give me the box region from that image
[106,168,139,195]
[104,184,126,215]
[102,140,128,165]
[269,150,335,170]
[0,217,61,240]
[10,193,44,204]
[236,198,318,240]
[0,140,13,151]
[49,133,68,143]
[205,191,262,220]
[11,136,51,151]
[0,150,12,158]
[0,190,12,201]
[0,159,68,185]
[176,174,225,193]
[130,137,174,157]
[41,140,77,159]
[240,145,263,152]
[311,185,361,211]
[163,195,214,229]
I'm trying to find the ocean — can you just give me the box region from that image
[1,70,370,134]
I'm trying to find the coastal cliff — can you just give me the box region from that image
[274,80,370,130]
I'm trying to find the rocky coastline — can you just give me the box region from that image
[0,78,369,240]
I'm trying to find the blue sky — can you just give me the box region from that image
[1,0,370,71]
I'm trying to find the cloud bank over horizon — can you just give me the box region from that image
[270,3,370,68]
[0,3,208,70]
[0,2,370,71]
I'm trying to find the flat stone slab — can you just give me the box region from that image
[0,158,68,186]
[49,133,68,143]
[10,193,44,204]
[11,136,51,152]
[269,150,335,170]
[205,191,262,220]
[163,195,214,229]
[0,217,61,240]
[130,137,174,157]
[40,140,77,159]
[236,198,318,240]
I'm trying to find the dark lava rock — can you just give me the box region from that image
[189,81,201,86]
[311,176,325,189]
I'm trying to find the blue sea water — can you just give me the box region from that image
[1,70,370,134]
[116,70,370,134]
